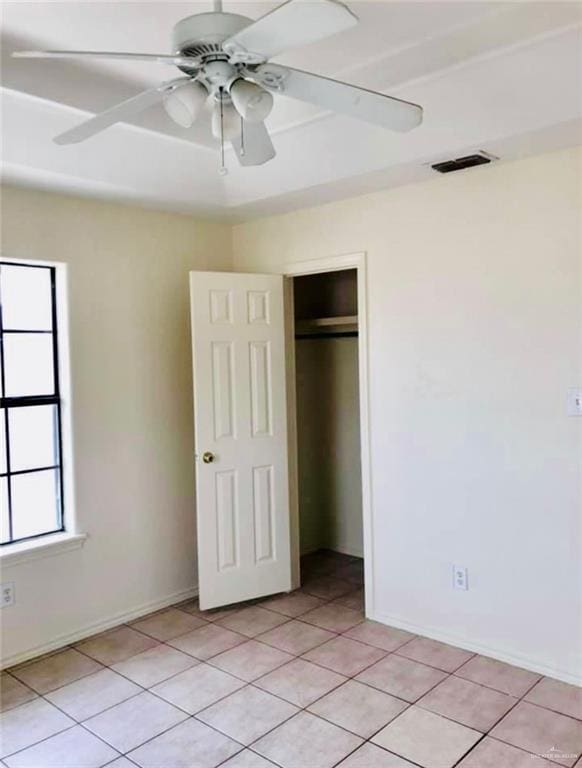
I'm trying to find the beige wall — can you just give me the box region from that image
[2,146,581,682]
[0,186,232,664]
[232,147,582,683]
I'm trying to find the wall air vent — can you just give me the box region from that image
[431,152,497,174]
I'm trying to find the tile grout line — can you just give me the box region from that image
[80,629,582,760]
[8,663,107,697]
[1,716,125,764]
[3,641,153,761]
[38,604,354,748]
[443,650,581,768]
[125,578,385,763]
[188,610,470,765]
[0,676,573,768]
[0,640,570,766]
[10,641,196,761]
[2,555,580,767]
[67,647,268,757]
[0,642,567,765]
[59,610,370,763]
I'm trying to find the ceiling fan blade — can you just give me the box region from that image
[13,50,200,68]
[251,65,423,132]
[223,0,358,64]
[54,78,191,145]
[231,121,276,166]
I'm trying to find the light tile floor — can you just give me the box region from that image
[1,550,581,768]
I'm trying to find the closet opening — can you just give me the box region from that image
[291,268,365,610]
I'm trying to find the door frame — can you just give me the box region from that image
[282,252,374,617]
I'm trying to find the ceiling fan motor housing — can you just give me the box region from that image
[173,12,251,66]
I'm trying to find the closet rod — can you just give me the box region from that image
[295,331,359,340]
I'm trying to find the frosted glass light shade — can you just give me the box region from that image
[230,79,274,123]
[211,102,241,140]
[163,81,208,128]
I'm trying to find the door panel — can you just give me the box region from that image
[216,470,238,571]
[249,341,272,437]
[190,271,291,609]
[211,342,236,440]
[253,464,275,563]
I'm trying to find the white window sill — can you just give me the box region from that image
[0,532,87,568]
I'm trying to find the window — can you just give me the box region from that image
[0,262,65,545]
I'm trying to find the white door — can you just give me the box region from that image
[190,271,292,609]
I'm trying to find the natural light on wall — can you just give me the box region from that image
[0,261,67,545]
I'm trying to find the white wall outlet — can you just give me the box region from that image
[567,388,582,416]
[453,566,468,591]
[0,582,15,608]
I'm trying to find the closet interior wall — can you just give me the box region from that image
[293,270,363,558]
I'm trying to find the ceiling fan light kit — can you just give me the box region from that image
[163,80,208,128]
[230,79,274,123]
[13,0,423,171]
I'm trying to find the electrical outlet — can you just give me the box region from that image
[567,388,582,416]
[453,566,468,591]
[1,582,15,608]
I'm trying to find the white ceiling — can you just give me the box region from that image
[2,0,581,219]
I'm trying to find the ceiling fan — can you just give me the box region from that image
[13,0,423,171]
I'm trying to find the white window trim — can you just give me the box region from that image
[0,257,84,559]
[0,531,87,567]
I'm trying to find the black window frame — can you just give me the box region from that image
[0,261,65,545]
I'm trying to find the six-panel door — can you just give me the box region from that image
[190,271,292,609]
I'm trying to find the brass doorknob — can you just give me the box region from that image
[202,451,215,464]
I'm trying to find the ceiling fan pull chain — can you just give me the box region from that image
[218,89,228,176]
[240,117,246,157]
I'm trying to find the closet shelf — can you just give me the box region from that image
[296,315,358,332]
[295,315,358,337]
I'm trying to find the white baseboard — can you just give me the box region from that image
[370,609,582,687]
[11,586,577,685]
[1,585,199,670]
